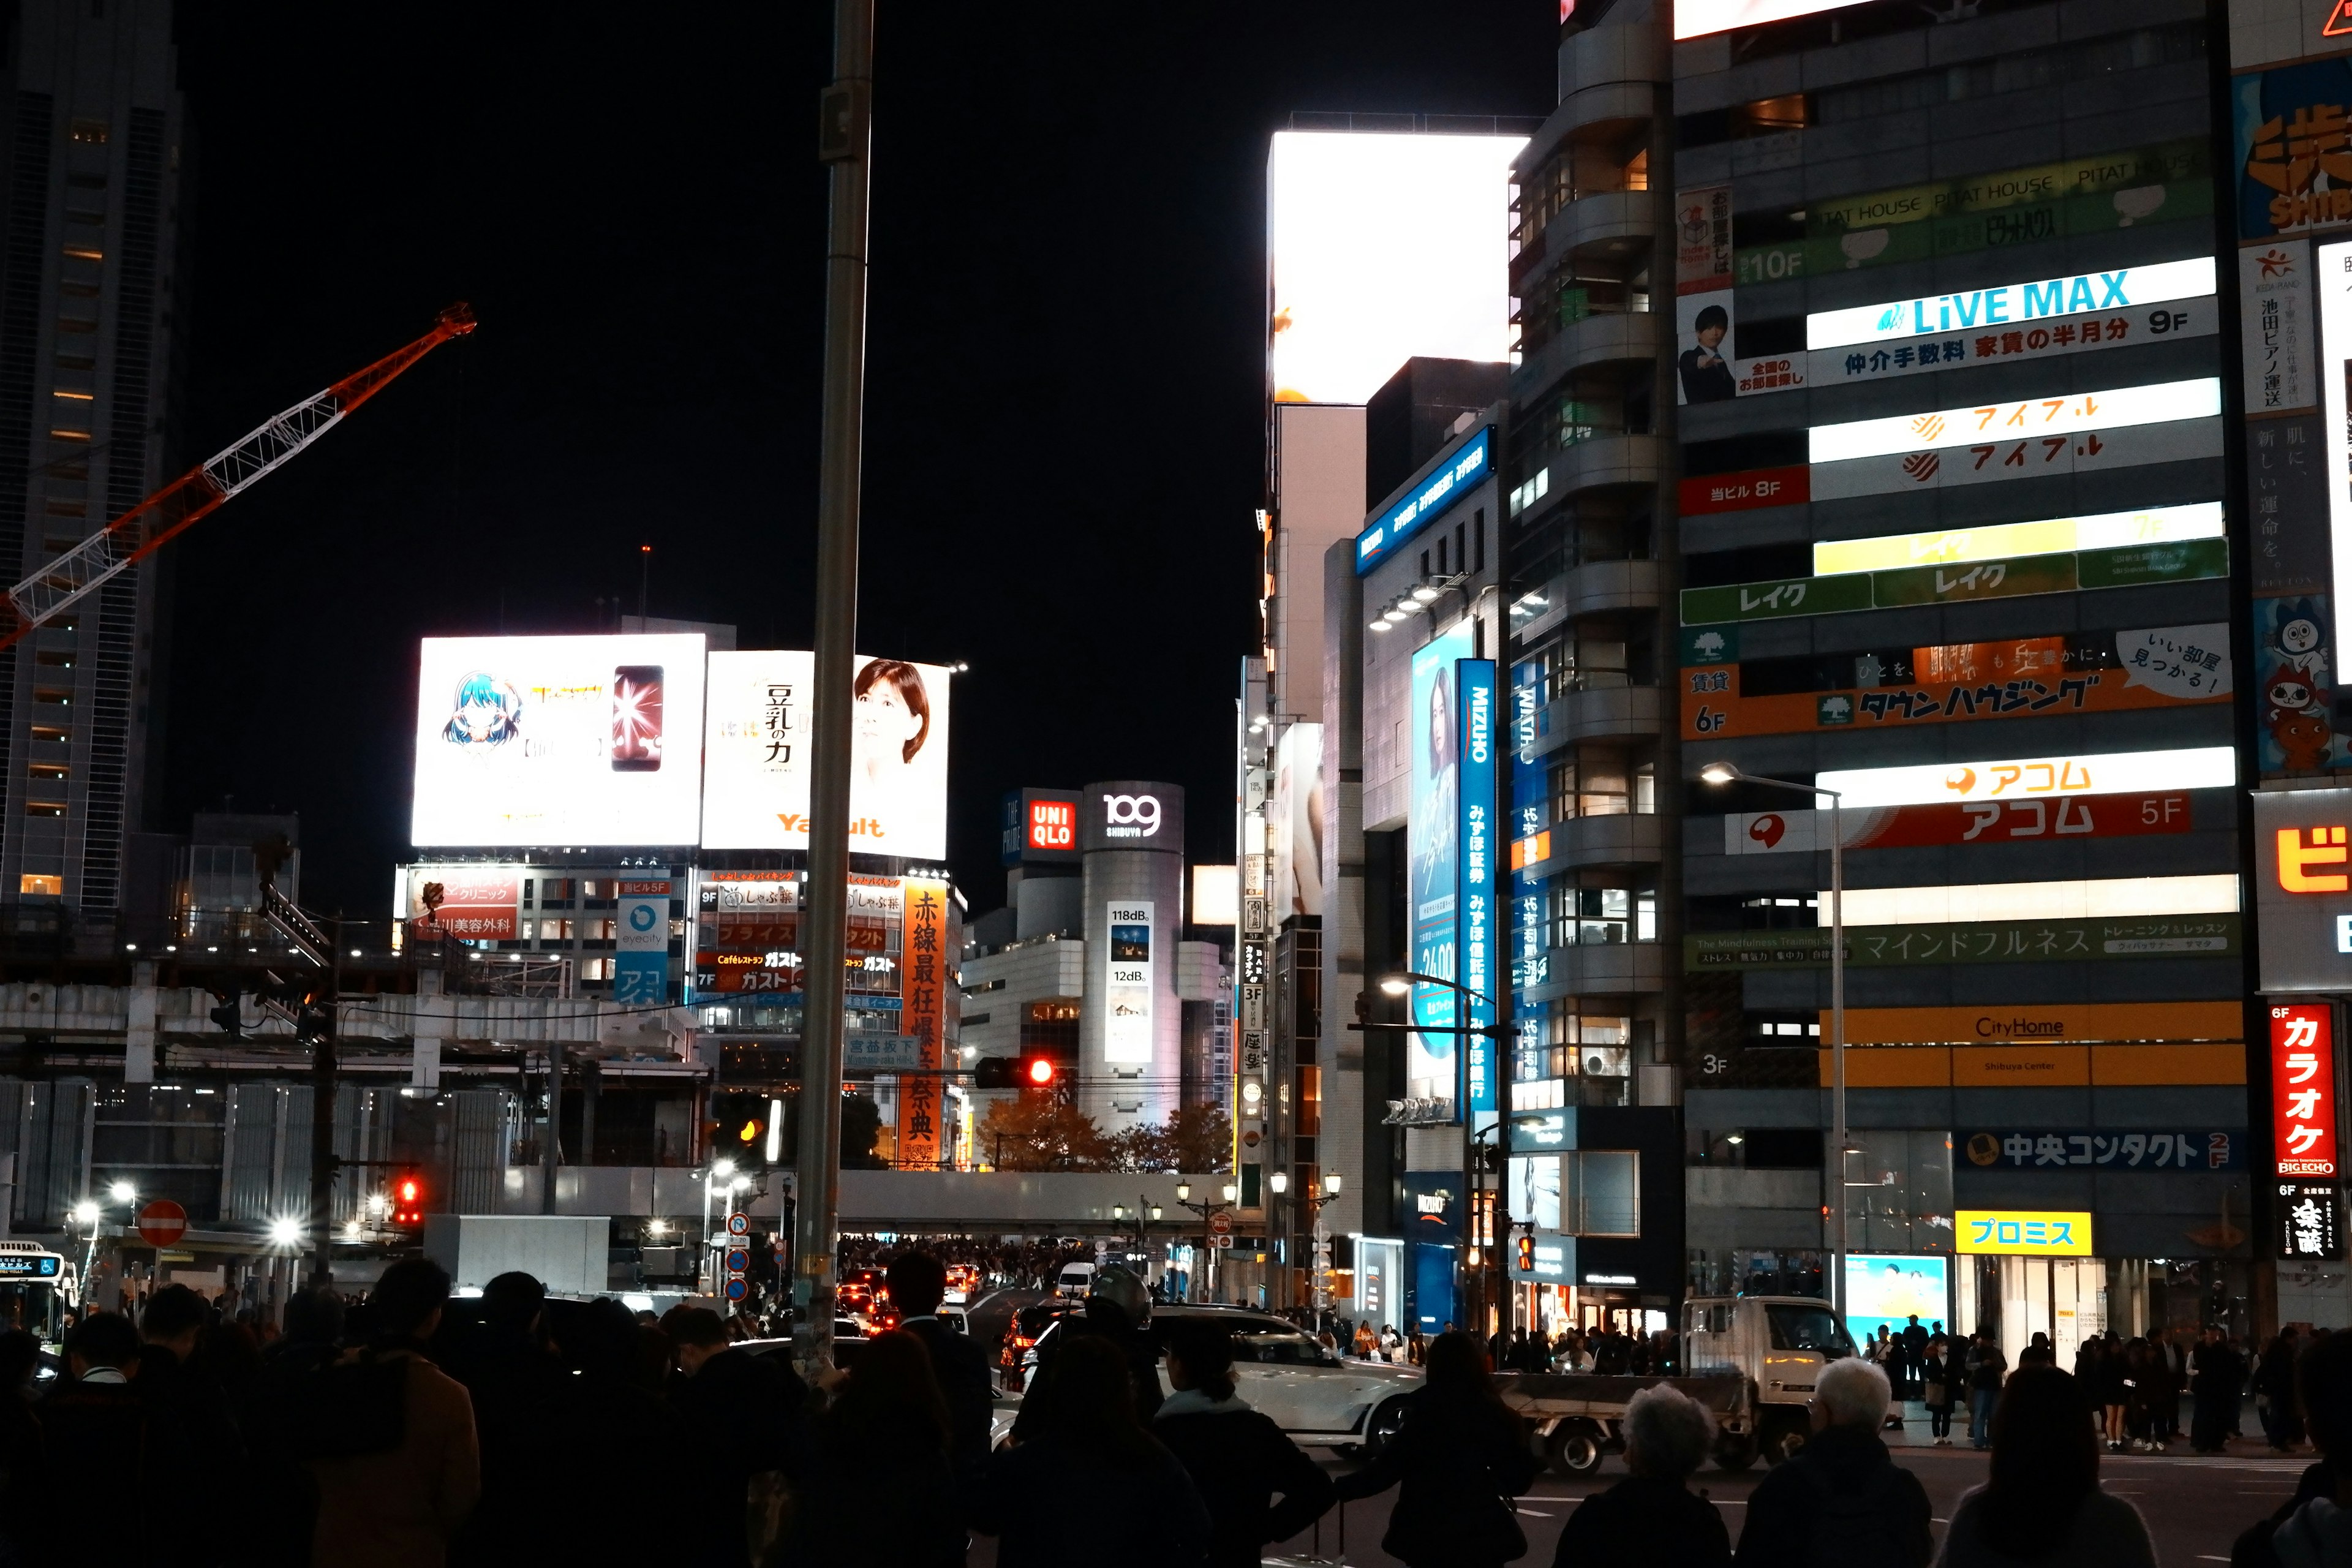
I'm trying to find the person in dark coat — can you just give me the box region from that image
[136,1284,248,1565]
[777,1329,965,1568]
[1554,1383,1730,1568]
[2257,1330,2305,1452]
[888,1250,996,1484]
[1332,1330,1541,1568]
[1153,1322,1335,1568]
[442,1272,565,1568]
[1736,1357,1931,1568]
[541,1295,687,1566]
[0,1329,39,1550]
[2233,1330,2352,1568]
[1012,1264,1163,1439]
[974,1333,1210,1568]
[2192,1326,2244,1453]
[669,1306,809,1568]
[33,1313,154,1550]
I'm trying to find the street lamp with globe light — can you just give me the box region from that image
[1172,1181,1241,1303]
[1699,759,1850,1317]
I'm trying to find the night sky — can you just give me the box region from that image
[157,5,1555,916]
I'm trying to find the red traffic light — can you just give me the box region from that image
[1025,1056,1055,1087]
[391,1174,426,1227]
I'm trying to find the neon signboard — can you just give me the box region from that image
[2271,1003,2339,1178]
[1808,378,2222,465]
[1355,427,1491,575]
[1815,745,2236,808]
[1807,258,2216,349]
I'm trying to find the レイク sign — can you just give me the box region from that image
[2271,1004,2339,1177]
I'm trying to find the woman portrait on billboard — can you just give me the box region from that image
[851,657,935,839]
[1413,662,1457,905]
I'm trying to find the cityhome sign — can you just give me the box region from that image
[2253,787,2352,990]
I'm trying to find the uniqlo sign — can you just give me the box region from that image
[2271,1003,2340,1178]
[1027,798,1077,853]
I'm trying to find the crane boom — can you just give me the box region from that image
[0,302,477,651]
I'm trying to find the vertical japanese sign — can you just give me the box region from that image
[1408,625,1475,1106]
[1106,900,1155,1065]
[613,882,672,1005]
[2280,1182,2344,1261]
[2242,240,2315,413]
[2272,1003,2340,1177]
[1676,186,1733,293]
[897,877,949,1168]
[1457,658,1499,1123]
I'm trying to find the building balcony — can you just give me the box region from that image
[1547,189,1656,267]
[1535,680,1661,752]
[1521,812,1666,881]
[1513,309,1662,406]
[1521,940,1669,1002]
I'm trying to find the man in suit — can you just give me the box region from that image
[888,1251,996,1485]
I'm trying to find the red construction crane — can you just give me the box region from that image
[0,302,477,652]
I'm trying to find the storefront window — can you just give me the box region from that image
[1838,1129,1955,1254]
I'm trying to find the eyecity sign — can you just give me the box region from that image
[1807,258,2216,349]
[1355,426,1491,575]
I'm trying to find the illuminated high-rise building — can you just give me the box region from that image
[0,0,184,915]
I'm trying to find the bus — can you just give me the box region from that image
[0,1243,72,1352]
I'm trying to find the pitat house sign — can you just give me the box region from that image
[1081,780,1185,854]
[2253,786,2352,990]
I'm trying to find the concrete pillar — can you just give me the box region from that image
[124,963,158,1084]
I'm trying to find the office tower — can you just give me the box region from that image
[0,0,184,916]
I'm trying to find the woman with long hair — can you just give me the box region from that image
[978,1333,1210,1567]
[1332,1330,1541,1568]
[1933,1366,2154,1568]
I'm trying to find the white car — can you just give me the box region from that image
[1028,1303,1422,1455]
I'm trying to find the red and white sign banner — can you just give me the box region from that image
[406,868,521,942]
[1724,793,2197,855]
[1679,465,1810,516]
[2272,1003,2340,1178]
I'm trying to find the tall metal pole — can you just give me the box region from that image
[793,0,875,1376]
[1828,789,1845,1319]
[306,924,344,1289]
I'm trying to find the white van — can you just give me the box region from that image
[1055,1261,1096,1297]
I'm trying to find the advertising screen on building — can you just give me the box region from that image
[1807,379,2222,466]
[1272,723,1324,921]
[1407,625,1475,1105]
[399,864,527,941]
[2254,787,2352,990]
[1674,0,1871,39]
[703,651,951,860]
[1268,132,1523,405]
[411,635,707,848]
[2271,1004,2339,1178]
[1458,659,1498,1122]
[2314,239,2352,644]
[1844,1254,1949,1346]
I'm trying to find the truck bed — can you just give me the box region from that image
[1494,1370,1749,1418]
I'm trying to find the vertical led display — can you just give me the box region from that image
[1106,900,1155,1066]
[612,879,671,1005]
[897,877,950,1167]
[2272,1003,2340,1177]
[1458,658,1499,1123]
[1407,625,1475,1105]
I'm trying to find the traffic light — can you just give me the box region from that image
[389,1170,427,1230]
[207,992,244,1039]
[709,1091,772,1169]
[1019,1050,1058,1089]
[1516,1233,1535,1275]
[974,1055,1014,1089]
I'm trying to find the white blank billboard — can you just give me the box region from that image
[1268,131,1524,406]
[702,651,951,859]
[411,634,707,846]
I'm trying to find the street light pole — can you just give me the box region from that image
[1698,763,1845,1316]
[795,0,875,1379]
[1379,969,1507,1341]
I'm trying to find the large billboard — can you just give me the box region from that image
[1268,132,1523,405]
[411,635,707,848]
[1407,626,1476,1106]
[1271,723,1324,922]
[1844,1254,1950,1346]
[1675,0,1871,39]
[2254,786,2352,989]
[703,652,951,860]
